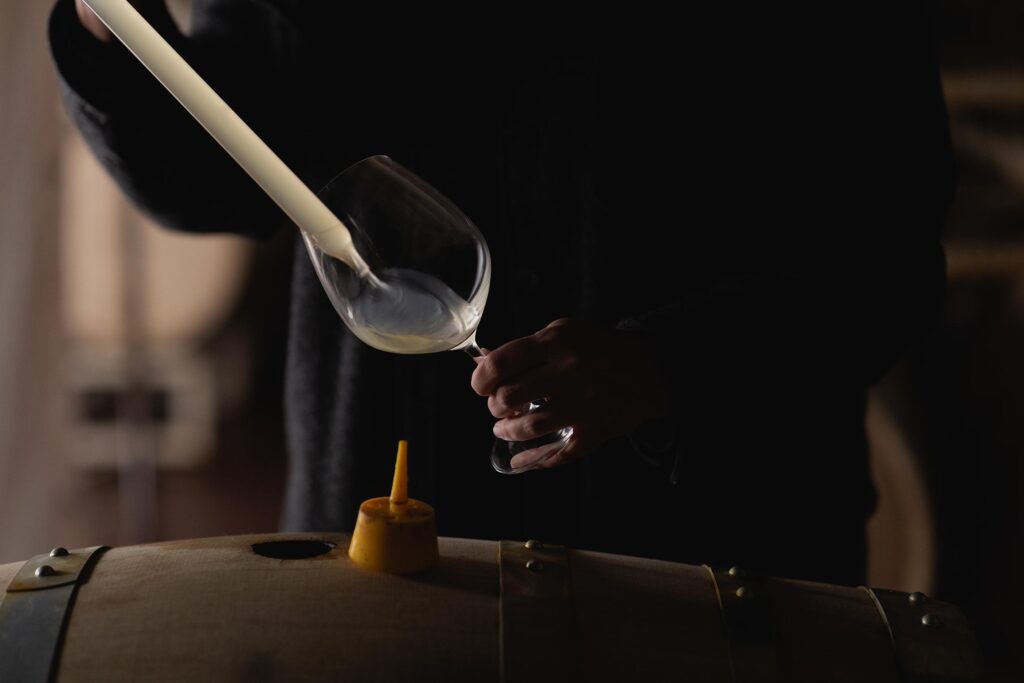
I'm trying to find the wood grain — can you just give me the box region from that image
[0,533,977,682]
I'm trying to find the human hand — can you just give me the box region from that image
[75,0,145,42]
[470,318,671,469]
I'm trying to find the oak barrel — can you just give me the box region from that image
[0,533,977,682]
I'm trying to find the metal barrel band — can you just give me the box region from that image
[499,540,579,683]
[705,565,782,683]
[0,545,108,683]
[863,587,979,683]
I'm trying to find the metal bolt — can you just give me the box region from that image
[525,559,545,572]
[921,613,941,628]
[35,565,55,578]
[524,540,544,551]
[735,586,752,600]
[728,566,745,578]
[50,547,69,558]
[908,592,927,606]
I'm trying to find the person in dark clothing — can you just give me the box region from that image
[51,0,954,586]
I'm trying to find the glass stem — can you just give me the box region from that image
[463,339,485,359]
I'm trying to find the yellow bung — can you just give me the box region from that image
[348,440,439,574]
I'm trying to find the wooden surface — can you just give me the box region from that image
[0,562,18,600]
[60,534,495,683]
[770,579,901,683]
[571,549,730,682]
[0,533,976,682]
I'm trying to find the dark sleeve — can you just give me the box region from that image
[616,16,954,478]
[48,0,294,237]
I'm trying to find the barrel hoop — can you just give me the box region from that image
[705,565,782,683]
[499,540,579,683]
[862,585,901,673]
[0,546,108,683]
[864,587,979,683]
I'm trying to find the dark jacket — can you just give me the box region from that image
[49,0,953,585]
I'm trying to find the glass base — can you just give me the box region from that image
[491,426,573,475]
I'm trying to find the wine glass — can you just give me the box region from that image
[302,155,571,473]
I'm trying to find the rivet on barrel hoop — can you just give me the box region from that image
[49,547,69,558]
[735,586,753,600]
[34,565,56,578]
[728,566,745,578]
[921,613,941,628]
[908,592,927,606]
[524,540,543,550]
[525,559,545,572]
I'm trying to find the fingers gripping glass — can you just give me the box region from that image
[305,156,572,473]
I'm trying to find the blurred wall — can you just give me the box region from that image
[880,4,1024,680]
[0,0,70,562]
[0,0,288,564]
